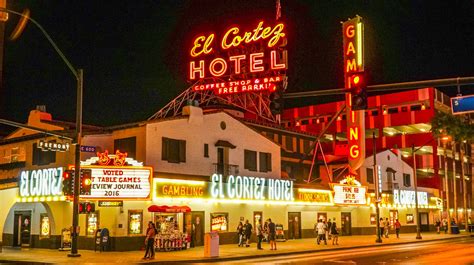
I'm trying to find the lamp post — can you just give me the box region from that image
[373,131,382,243]
[442,137,452,233]
[0,7,83,257]
[412,144,422,239]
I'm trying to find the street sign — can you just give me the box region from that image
[80,145,96,153]
[451,95,474,115]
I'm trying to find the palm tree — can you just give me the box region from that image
[432,111,474,230]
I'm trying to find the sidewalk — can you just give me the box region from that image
[0,232,472,264]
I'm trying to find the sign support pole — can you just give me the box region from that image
[373,131,382,243]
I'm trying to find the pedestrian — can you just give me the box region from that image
[256,222,264,250]
[263,220,269,242]
[316,219,327,245]
[384,218,390,238]
[237,221,244,247]
[435,219,441,234]
[442,218,448,234]
[143,222,156,260]
[244,219,252,247]
[394,219,401,238]
[468,217,472,233]
[379,218,384,238]
[330,218,339,245]
[268,218,277,250]
[327,219,332,240]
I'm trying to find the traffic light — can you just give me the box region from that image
[62,170,75,196]
[79,202,95,214]
[269,85,284,115]
[349,72,367,110]
[80,169,92,195]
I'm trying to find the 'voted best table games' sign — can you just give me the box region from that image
[80,150,152,200]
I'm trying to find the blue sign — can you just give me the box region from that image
[452,95,474,115]
[80,145,97,153]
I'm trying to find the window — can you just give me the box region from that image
[370,214,377,225]
[128,210,143,235]
[403,173,411,187]
[372,110,379,116]
[114,137,136,158]
[210,213,228,232]
[366,168,374,184]
[259,152,272,172]
[285,136,294,151]
[32,143,56,166]
[86,212,99,236]
[244,149,257,171]
[301,119,309,125]
[406,214,414,224]
[388,108,398,114]
[410,105,422,111]
[204,144,209,158]
[162,137,186,163]
[387,168,396,180]
[11,147,19,162]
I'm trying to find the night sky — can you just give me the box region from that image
[1,0,473,131]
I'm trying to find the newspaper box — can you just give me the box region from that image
[204,231,219,257]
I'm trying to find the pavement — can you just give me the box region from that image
[0,232,472,264]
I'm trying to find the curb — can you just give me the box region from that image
[148,234,474,264]
[0,235,472,265]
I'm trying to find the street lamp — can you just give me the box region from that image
[441,135,452,233]
[373,131,382,243]
[412,144,422,240]
[0,7,83,257]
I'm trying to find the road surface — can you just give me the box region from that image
[202,237,474,265]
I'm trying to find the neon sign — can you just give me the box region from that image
[19,167,64,198]
[193,76,282,95]
[210,174,294,201]
[332,175,367,205]
[343,16,365,172]
[189,21,287,83]
[393,189,428,206]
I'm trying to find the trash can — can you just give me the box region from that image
[451,225,460,234]
[204,232,219,258]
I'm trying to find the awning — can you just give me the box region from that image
[215,140,236,149]
[147,205,191,213]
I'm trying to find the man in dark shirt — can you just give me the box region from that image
[244,220,252,247]
[268,218,277,250]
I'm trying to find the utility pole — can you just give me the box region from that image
[373,131,382,243]
[443,139,452,233]
[452,141,458,223]
[412,144,422,239]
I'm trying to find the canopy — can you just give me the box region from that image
[147,205,191,213]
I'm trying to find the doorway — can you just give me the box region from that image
[419,212,430,232]
[217,148,225,175]
[191,211,205,247]
[288,212,301,239]
[13,211,31,247]
[341,212,352,236]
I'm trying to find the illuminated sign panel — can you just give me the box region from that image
[210,174,294,201]
[333,185,367,205]
[296,189,333,204]
[189,21,287,95]
[393,189,428,206]
[80,166,152,200]
[342,16,365,173]
[19,167,64,198]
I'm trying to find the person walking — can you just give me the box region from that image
[143,222,156,260]
[244,219,253,247]
[442,218,448,234]
[327,219,332,240]
[316,219,327,245]
[379,218,384,238]
[263,220,269,242]
[394,219,401,238]
[384,218,390,238]
[435,219,441,234]
[268,218,277,250]
[330,218,339,245]
[468,217,472,233]
[237,221,244,247]
[256,222,264,250]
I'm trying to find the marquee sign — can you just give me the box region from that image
[19,167,64,198]
[189,20,287,95]
[343,16,365,173]
[79,151,152,200]
[332,175,367,205]
[393,189,428,206]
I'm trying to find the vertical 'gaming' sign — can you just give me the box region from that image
[342,16,365,174]
[189,21,288,95]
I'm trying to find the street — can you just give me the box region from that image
[207,237,474,265]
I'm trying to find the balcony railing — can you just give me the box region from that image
[213,163,239,176]
[0,161,26,171]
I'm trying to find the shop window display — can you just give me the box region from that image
[210,213,228,232]
[86,212,99,237]
[128,210,143,235]
[154,214,189,251]
[40,214,50,239]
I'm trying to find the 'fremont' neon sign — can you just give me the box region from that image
[189,21,287,83]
